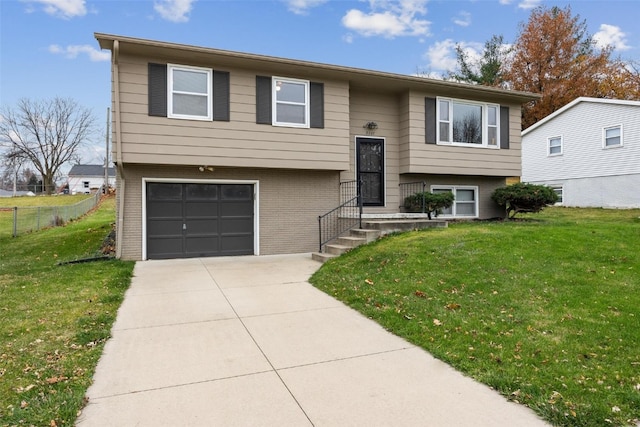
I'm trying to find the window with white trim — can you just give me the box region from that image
[549,185,563,205]
[431,186,478,218]
[273,77,309,128]
[548,136,563,156]
[437,98,500,147]
[603,125,622,148]
[168,64,212,120]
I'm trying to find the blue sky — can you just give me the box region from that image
[1,0,639,165]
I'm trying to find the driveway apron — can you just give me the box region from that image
[77,254,549,426]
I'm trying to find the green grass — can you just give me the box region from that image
[0,196,134,427]
[0,194,93,208]
[0,195,97,238]
[311,207,640,427]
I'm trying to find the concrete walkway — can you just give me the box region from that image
[77,254,549,426]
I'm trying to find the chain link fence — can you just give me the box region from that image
[0,193,101,237]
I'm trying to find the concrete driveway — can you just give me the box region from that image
[77,254,549,426]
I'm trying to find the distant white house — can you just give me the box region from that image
[67,165,115,194]
[522,97,640,208]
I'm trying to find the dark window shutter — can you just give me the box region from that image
[256,76,272,124]
[212,70,230,121]
[500,106,510,149]
[310,82,324,129]
[425,97,437,144]
[148,63,167,117]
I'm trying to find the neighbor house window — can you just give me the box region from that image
[548,136,563,156]
[549,185,563,205]
[83,181,90,189]
[168,64,212,120]
[437,98,500,147]
[273,77,309,128]
[431,186,478,218]
[603,125,622,148]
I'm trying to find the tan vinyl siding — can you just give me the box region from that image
[118,164,339,260]
[400,92,522,176]
[114,54,350,171]
[344,90,401,213]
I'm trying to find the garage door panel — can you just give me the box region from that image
[221,185,252,200]
[185,201,219,217]
[220,201,253,216]
[148,237,184,258]
[147,182,254,259]
[148,201,183,217]
[186,218,218,234]
[186,184,219,200]
[147,219,184,235]
[220,235,254,253]
[148,183,182,199]
[185,236,219,255]
[220,217,253,233]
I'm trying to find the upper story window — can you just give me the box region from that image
[603,125,623,148]
[437,98,501,148]
[168,64,212,120]
[548,136,563,156]
[272,77,310,128]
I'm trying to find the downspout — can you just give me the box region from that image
[112,40,126,259]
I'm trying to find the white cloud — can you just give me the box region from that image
[424,39,484,74]
[425,39,458,72]
[453,11,471,27]
[154,0,195,23]
[517,0,541,10]
[593,24,631,51]
[285,0,328,15]
[49,44,111,62]
[342,0,431,39]
[22,0,87,19]
[499,0,512,4]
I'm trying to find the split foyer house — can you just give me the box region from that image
[522,97,640,208]
[95,33,538,261]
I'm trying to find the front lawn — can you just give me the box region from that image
[311,207,640,427]
[0,196,134,426]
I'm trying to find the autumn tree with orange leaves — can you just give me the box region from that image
[505,5,640,129]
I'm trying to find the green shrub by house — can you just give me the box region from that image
[492,182,558,219]
[403,191,455,219]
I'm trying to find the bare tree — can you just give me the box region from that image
[0,97,96,194]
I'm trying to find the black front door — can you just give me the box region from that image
[146,182,254,259]
[356,137,384,206]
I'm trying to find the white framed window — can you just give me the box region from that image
[168,64,212,120]
[549,185,563,205]
[548,136,563,156]
[272,77,309,128]
[431,186,478,218]
[603,125,623,148]
[83,181,90,188]
[437,98,500,148]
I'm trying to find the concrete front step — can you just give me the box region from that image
[312,219,448,263]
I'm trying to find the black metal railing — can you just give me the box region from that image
[318,180,363,252]
[399,181,427,213]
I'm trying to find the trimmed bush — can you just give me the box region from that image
[492,183,558,219]
[404,191,455,220]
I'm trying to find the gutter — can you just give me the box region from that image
[111,39,126,259]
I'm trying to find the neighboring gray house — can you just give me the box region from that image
[95,33,537,261]
[68,164,115,194]
[522,97,640,208]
